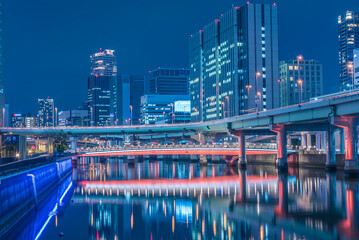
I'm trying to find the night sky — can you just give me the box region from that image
[5,0,359,114]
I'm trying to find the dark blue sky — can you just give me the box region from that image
[5,0,358,113]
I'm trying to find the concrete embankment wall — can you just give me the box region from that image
[0,158,73,236]
[246,152,346,168]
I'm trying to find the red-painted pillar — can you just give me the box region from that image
[238,131,246,168]
[344,118,358,172]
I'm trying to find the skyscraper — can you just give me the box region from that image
[112,75,145,125]
[90,49,117,77]
[338,11,359,91]
[279,57,323,107]
[354,49,359,89]
[0,0,5,127]
[148,68,189,95]
[88,49,117,126]
[38,98,54,127]
[189,3,279,122]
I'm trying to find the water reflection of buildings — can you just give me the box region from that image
[72,159,359,240]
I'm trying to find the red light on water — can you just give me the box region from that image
[247,1,250,4]
[274,3,277,6]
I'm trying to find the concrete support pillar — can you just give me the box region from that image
[316,133,321,151]
[273,125,287,169]
[19,135,27,160]
[301,132,307,149]
[344,118,359,173]
[70,137,78,152]
[340,129,345,154]
[237,131,246,169]
[306,133,312,149]
[35,137,40,151]
[322,132,327,152]
[46,137,54,154]
[326,125,337,170]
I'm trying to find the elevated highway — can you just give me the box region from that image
[2,92,359,172]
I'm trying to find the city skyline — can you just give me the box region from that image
[4,0,359,114]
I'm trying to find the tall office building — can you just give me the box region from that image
[279,57,323,107]
[88,49,117,126]
[38,98,54,127]
[338,11,359,91]
[354,49,359,88]
[148,68,190,95]
[112,75,145,125]
[0,1,5,127]
[189,3,279,122]
[90,49,117,77]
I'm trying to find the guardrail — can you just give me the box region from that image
[77,143,304,153]
[0,157,73,238]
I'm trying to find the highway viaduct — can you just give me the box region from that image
[2,92,359,173]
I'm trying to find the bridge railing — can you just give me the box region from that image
[76,142,301,153]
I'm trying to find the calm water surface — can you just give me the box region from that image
[8,157,359,240]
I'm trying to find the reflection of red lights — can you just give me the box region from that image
[78,175,278,187]
[79,149,277,157]
[337,189,359,238]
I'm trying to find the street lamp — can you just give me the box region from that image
[255,72,261,112]
[130,105,133,126]
[245,85,252,110]
[194,108,198,122]
[221,102,225,118]
[348,63,354,91]
[256,92,262,112]
[297,80,303,104]
[2,107,5,127]
[225,96,229,118]
[90,107,93,126]
[297,55,303,90]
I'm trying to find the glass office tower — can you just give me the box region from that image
[189,3,279,122]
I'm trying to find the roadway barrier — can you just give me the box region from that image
[0,157,73,237]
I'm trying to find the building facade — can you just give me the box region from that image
[88,75,112,126]
[88,49,117,126]
[38,98,54,127]
[0,1,5,127]
[11,113,38,128]
[112,75,144,125]
[148,68,189,95]
[189,3,279,122]
[279,58,323,107]
[58,110,89,127]
[354,49,359,88]
[338,11,359,91]
[140,95,190,125]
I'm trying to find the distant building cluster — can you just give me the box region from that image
[7,4,359,127]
